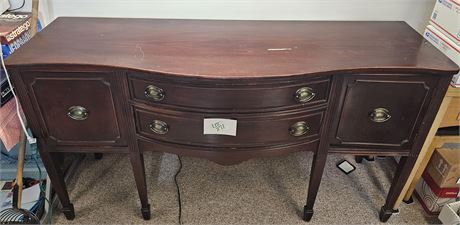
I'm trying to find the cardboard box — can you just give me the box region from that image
[439,201,460,225]
[429,0,460,46]
[424,26,460,87]
[415,172,459,214]
[427,148,460,188]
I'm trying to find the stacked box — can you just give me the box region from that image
[424,26,460,87]
[426,148,460,188]
[0,13,34,57]
[425,0,460,87]
[0,12,41,107]
[429,0,460,46]
[415,148,460,214]
[415,172,459,214]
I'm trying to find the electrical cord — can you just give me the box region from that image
[174,155,183,225]
[8,0,25,12]
[0,42,36,144]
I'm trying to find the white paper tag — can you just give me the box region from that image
[203,118,237,136]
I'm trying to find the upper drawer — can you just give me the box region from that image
[330,74,439,150]
[129,75,331,111]
[134,106,324,148]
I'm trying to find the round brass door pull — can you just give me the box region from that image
[67,106,89,121]
[144,85,165,101]
[289,121,310,137]
[369,108,391,123]
[295,87,316,103]
[149,120,169,135]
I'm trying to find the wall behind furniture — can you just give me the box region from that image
[13,0,435,34]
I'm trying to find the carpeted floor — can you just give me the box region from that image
[53,152,438,224]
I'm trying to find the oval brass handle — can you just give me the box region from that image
[149,120,169,135]
[369,108,391,123]
[144,85,165,101]
[295,87,316,103]
[67,106,89,121]
[289,121,310,137]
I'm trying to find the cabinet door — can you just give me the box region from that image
[330,74,438,150]
[22,71,127,146]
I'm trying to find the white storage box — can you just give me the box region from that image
[439,201,460,225]
[429,0,460,46]
[424,25,460,87]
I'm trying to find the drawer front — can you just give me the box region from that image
[331,74,438,149]
[21,71,127,146]
[134,107,324,148]
[129,75,330,111]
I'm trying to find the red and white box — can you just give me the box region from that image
[429,0,460,46]
[415,172,459,214]
[424,25,460,87]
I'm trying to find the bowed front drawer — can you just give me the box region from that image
[134,106,324,148]
[129,74,331,111]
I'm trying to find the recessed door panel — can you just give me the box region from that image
[331,75,438,149]
[22,71,127,146]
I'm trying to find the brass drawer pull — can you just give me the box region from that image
[67,106,89,121]
[369,108,391,123]
[144,85,165,101]
[149,120,169,135]
[295,87,316,103]
[289,121,310,137]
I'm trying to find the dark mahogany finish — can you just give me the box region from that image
[6,17,458,222]
[7,18,456,77]
[129,75,331,111]
[20,71,127,146]
[135,106,324,147]
[331,74,439,150]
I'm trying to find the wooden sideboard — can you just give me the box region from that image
[6,18,459,222]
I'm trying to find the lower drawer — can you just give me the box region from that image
[134,106,324,148]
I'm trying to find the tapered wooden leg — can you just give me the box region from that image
[379,156,417,222]
[129,152,151,220]
[303,152,328,222]
[302,76,342,222]
[37,140,75,220]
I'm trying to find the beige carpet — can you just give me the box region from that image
[53,152,438,224]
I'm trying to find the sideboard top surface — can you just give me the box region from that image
[6,17,459,78]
